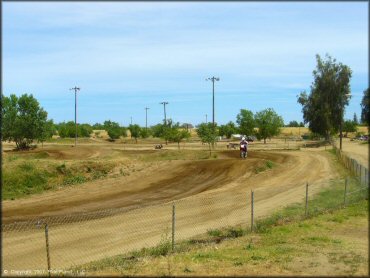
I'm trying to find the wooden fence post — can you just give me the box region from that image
[251,190,254,232]
[172,203,175,251]
[305,183,309,217]
[44,223,51,277]
[344,178,348,207]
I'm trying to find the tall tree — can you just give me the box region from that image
[218,121,238,139]
[2,94,51,149]
[254,108,284,144]
[343,120,357,137]
[353,113,358,125]
[196,123,218,155]
[297,54,352,140]
[361,88,369,126]
[128,124,141,143]
[236,109,255,136]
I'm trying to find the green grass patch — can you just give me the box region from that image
[2,159,116,200]
[255,160,275,173]
[2,162,52,200]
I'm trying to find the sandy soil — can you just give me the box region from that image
[335,138,369,167]
[2,145,340,271]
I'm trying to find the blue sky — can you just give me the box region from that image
[3,2,368,126]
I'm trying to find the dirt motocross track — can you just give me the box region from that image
[2,147,339,270]
[2,150,334,224]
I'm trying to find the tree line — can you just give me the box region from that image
[2,53,368,150]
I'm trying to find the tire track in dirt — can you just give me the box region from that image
[2,149,339,271]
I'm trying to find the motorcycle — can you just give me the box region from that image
[240,144,247,159]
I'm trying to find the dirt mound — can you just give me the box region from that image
[5,146,101,160]
[2,151,288,224]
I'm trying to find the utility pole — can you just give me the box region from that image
[160,101,169,125]
[145,107,150,129]
[206,76,220,128]
[130,117,133,125]
[69,86,80,147]
[205,114,208,123]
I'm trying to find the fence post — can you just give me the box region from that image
[172,203,175,251]
[251,190,254,232]
[344,178,348,207]
[44,223,51,277]
[305,183,309,217]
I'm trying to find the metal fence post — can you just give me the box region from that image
[305,183,309,217]
[251,190,254,232]
[172,203,175,251]
[44,223,51,277]
[344,178,348,207]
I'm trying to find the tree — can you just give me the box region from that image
[236,109,255,136]
[218,121,238,139]
[168,124,190,149]
[297,54,352,140]
[286,120,299,127]
[151,123,165,138]
[343,120,357,137]
[254,108,284,144]
[128,124,141,143]
[140,128,151,139]
[353,113,358,125]
[79,123,93,137]
[2,94,51,150]
[39,119,54,147]
[361,88,369,126]
[196,123,218,155]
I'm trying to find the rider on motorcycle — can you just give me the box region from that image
[240,136,248,158]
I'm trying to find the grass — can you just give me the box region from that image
[75,174,368,276]
[2,158,116,200]
[254,160,275,173]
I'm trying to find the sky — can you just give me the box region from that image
[2,1,368,127]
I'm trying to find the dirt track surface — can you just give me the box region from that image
[2,149,339,271]
[337,138,369,167]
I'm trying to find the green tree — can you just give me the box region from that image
[353,113,358,125]
[297,54,352,140]
[286,120,299,127]
[2,94,51,150]
[254,108,284,144]
[140,128,151,139]
[79,123,93,137]
[218,121,237,139]
[361,88,369,126]
[196,123,218,155]
[236,109,255,136]
[167,123,190,149]
[151,123,165,138]
[103,120,123,140]
[128,124,141,143]
[39,119,54,147]
[92,122,105,130]
[343,120,357,137]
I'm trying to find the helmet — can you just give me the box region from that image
[242,137,246,141]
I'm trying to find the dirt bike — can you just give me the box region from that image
[240,148,247,159]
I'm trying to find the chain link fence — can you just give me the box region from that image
[3,173,368,276]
